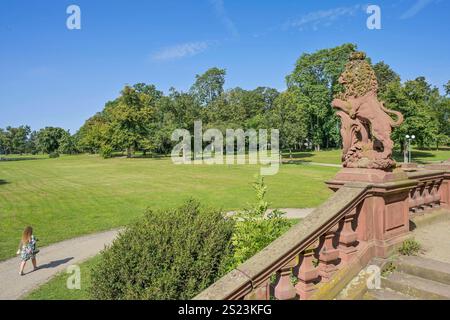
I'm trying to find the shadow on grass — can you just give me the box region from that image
[283,152,315,159]
[0,179,8,185]
[282,159,313,165]
[0,157,42,162]
[108,153,169,160]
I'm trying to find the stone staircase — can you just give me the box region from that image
[364,256,450,300]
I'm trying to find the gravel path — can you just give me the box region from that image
[0,229,119,300]
[414,217,450,264]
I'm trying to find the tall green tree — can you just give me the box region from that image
[384,77,441,149]
[269,89,308,156]
[36,127,68,155]
[286,43,357,150]
[0,125,31,154]
[190,67,226,106]
[373,61,401,96]
[108,86,155,157]
[445,81,450,97]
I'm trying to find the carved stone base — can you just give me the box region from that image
[327,168,408,187]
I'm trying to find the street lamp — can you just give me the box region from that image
[405,134,415,163]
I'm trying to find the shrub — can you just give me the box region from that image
[100,145,113,159]
[398,239,421,256]
[89,199,234,300]
[227,176,292,270]
[48,152,60,158]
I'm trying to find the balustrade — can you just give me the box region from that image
[408,179,442,214]
[195,169,449,301]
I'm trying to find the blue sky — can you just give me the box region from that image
[0,0,449,133]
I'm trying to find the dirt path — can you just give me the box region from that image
[413,217,450,264]
[0,229,120,300]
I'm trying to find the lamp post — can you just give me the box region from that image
[405,134,415,163]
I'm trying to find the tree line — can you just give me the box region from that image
[1,43,449,157]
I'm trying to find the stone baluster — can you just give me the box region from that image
[318,225,340,282]
[416,185,425,213]
[295,244,319,300]
[338,210,358,264]
[424,182,434,209]
[432,181,441,207]
[274,257,297,300]
[408,188,416,213]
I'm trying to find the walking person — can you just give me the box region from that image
[17,226,39,276]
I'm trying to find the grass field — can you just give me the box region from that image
[5,147,449,300]
[285,147,450,165]
[0,154,339,261]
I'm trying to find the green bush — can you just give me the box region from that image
[48,152,60,158]
[398,239,421,256]
[227,176,291,269]
[100,145,113,159]
[89,199,234,300]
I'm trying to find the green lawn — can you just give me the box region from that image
[8,147,449,300]
[404,148,450,163]
[0,154,338,261]
[284,147,450,165]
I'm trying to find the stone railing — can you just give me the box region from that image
[406,170,443,215]
[195,183,369,300]
[195,166,450,300]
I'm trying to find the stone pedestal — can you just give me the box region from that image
[326,168,414,259]
[329,167,408,185]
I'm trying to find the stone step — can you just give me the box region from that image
[364,288,415,300]
[382,271,450,300]
[397,256,450,285]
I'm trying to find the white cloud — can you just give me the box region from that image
[400,0,434,19]
[209,0,239,37]
[151,41,210,61]
[284,5,363,31]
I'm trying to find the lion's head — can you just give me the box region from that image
[337,51,378,99]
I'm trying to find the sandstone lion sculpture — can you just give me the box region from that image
[332,52,403,170]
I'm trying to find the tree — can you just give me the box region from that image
[445,81,450,97]
[25,131,39,154]
[0,125,31,154]
[373,61,401,96]
[269,89,308,155]
[108,86,155,157]
[10,126,31,154]
[286,43,357,150]
[36,127,67,155]
[384,77,441,150]
[58,131,77,154]
[76,112,110,154]
[0,129,9,154]
[190,67,226,106]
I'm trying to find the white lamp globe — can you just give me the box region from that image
[412,135,416,139]
[406,135,410,139]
